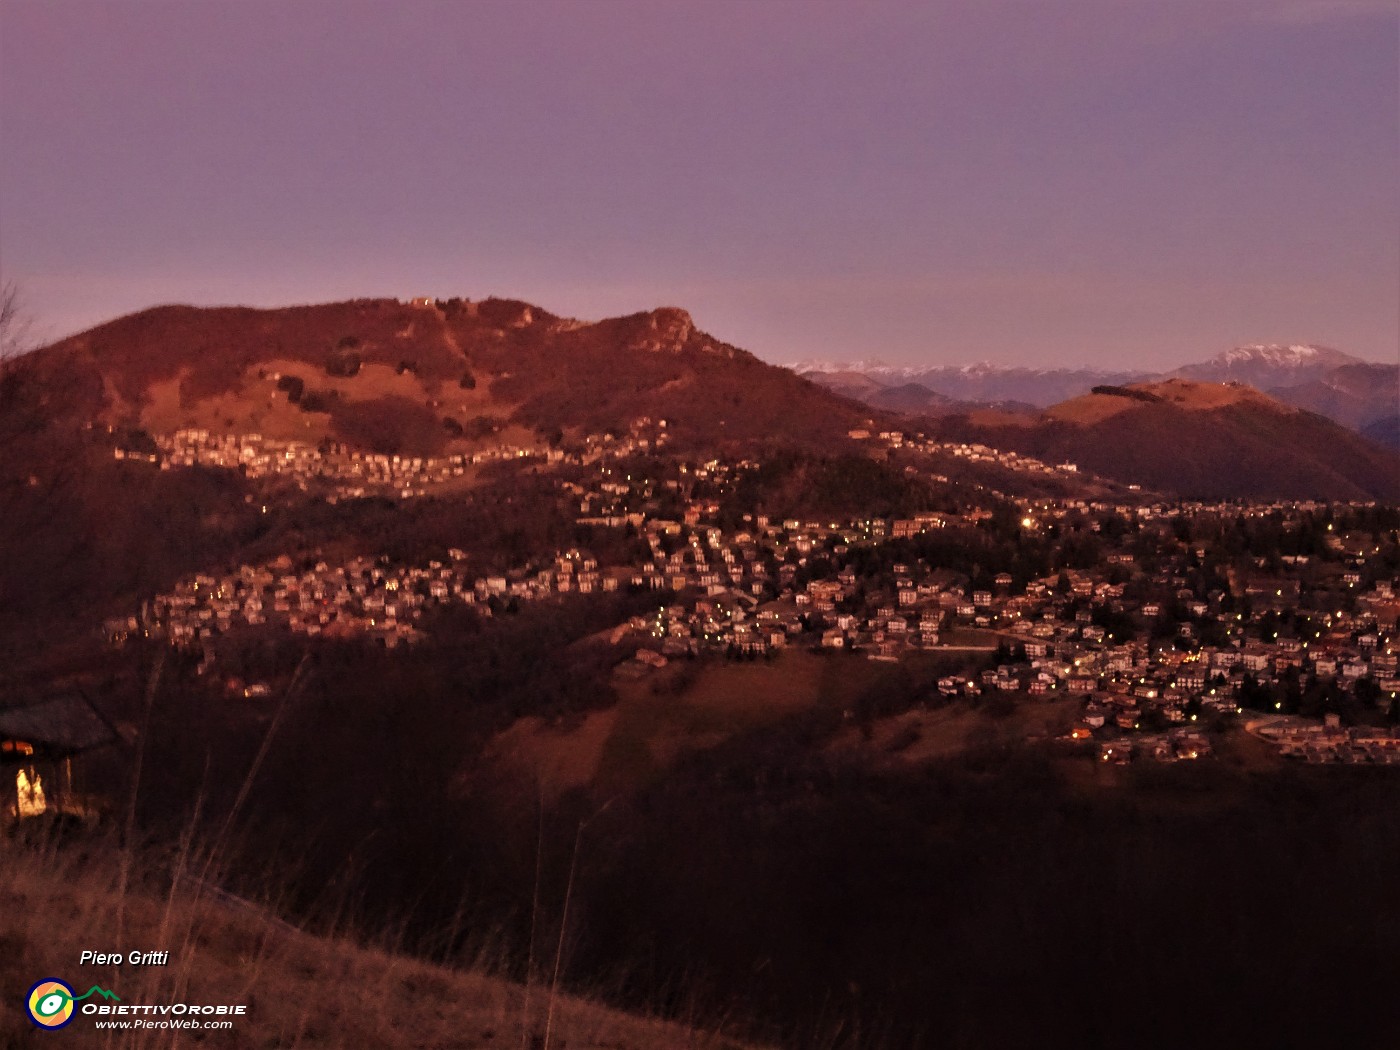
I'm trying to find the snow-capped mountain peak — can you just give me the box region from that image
[1216,344,1348,367]
[787,342,1393,421]
[787,358,899,374]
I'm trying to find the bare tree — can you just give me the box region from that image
[0,279,32,365]
[0,280,37,444]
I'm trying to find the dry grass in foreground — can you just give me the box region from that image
[0,834,764,1050]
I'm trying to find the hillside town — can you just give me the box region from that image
[106,427,1400,768]
[105,417,674,500]
[852,427,1093,484]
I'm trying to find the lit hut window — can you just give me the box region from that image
[17,768,47,818]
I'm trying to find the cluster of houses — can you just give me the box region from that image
[571,455,756,528]
[576,418,673,460]
[144,429,560,499]
[597,478,1397,758]
[940,562,1398,759]
[1098,728,1213,765]
[115,481,1396,762]
[1248,715,1400,765]
[102,416,1400,766]
[118,417,674,501]
[849,428,1086,482]
[110,548,637,658]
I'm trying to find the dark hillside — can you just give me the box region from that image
[927,380,1400,501]
[24,298,875,452]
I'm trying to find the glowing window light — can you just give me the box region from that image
[17,768,46,818]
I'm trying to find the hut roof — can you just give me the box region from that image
[0,695,116,759]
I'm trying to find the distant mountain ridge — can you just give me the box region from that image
[793,343,1399,434]
[791,359,1146,406]
[923,378,1400,501]
[1169,343,1379,388]
[19,297,874,457]
[9,302,1397,503]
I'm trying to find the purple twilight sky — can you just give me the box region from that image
[1,0,1397,368]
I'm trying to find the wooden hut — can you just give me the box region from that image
[0,694,116,828]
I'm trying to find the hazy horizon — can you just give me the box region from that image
[2,0,1397,369]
